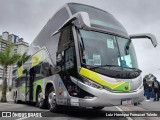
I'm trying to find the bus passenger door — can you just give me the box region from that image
[57,26,78,97]
[26,67,35,102]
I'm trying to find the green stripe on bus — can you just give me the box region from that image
[33,79,44,102]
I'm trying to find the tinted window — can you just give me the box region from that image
[57,26,77,77]
[79,29,138,69]
[58,26,73,53]
[80,29,119,67]
[65,47,75,70]
[41,58,55,77]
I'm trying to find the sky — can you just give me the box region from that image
[0,0,160,80]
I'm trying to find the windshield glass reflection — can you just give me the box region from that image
[79,29,138,71]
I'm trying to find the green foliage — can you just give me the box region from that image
[16,51,30,67]
[0,44,21,102]
[0,44,21,67]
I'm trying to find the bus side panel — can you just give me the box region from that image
[42,74,71,106]
[20,83,26,101]
[33,79,44,102]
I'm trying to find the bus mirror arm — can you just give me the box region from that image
[130,33,158,47]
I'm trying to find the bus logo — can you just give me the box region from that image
[125,86,128,90]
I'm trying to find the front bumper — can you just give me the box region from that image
[71,77,144,107]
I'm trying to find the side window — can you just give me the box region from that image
[65,47,75,70]
[41,62,50,77]
[58,27,71,53]
[41,61,53,77]
[33,65,41,80]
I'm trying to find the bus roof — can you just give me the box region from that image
[67,3,128,37]
[29,3,129,55]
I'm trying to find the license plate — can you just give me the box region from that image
[121,99,131,106]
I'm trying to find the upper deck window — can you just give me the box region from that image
[68,3,128,37]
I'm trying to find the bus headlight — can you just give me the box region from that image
[83,78,103,90]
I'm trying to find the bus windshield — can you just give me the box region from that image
[79,29,139,71]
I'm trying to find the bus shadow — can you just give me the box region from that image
[15,102,122,118]
[42,106,122,118]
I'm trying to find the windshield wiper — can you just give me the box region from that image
[88,65,141,73]
[88,64,121,70]
[123,67,142,73]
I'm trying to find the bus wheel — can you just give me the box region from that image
[48,87,58,112]
[92,107,104,110]
[37,89,46,109]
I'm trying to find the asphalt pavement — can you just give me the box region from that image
[0,93,160,120]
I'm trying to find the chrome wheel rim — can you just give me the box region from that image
[48,91,56,108]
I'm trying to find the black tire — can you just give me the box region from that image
[92,107,104,110]
[36,89,46,109]
[47,87,59,112]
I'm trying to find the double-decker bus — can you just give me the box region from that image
[12,3,157,112]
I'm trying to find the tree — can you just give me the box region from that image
[0,44,21,102]
[16,52,30,67]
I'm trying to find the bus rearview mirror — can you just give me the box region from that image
[130,33,158,47]
[73,12,91,29]
[51,12,91,36]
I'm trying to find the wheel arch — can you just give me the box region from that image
[36,85,42,101]
[45,82,56,97]
[36,85,42,93]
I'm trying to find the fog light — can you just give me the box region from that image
[84,96,93,99]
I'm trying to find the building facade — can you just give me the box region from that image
[0,31,29,85]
